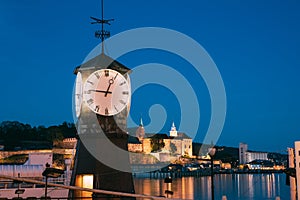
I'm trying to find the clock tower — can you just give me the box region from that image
[69,1,135,199]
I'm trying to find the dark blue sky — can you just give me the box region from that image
[0,0,299,152]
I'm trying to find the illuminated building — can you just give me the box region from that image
[128,120,193,158]
[239,142,268,164]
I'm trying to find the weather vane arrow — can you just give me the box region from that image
[90,0,114,54]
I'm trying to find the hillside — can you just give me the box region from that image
[193,142,287,167]
[0,121,76,150]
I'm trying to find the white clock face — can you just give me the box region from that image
[75,72,83,117]
[83,69,131,116]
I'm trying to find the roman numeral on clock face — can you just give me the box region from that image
[87,99,94,105]
[119,99,126,105]
[94,72,100,79]
[114,105,119,112]
[114,73,118,80]
[87,81,94,85]
[122,91,129,95]
[119,81,126,86]
[105,70,109,77]
[95,105,100,112]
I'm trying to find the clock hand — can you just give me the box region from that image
[89,89,112,94]
[104,78,114,97]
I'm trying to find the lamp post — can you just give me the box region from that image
[208,147,216,200]
[15,189,25,199]
[42,163,64,199]
[14,173,25,199]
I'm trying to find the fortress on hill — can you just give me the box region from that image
[128,119,193,158]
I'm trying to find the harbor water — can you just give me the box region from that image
[134,173,290,200]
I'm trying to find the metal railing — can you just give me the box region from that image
[0,174,183,200]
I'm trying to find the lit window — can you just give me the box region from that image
[75,174,94,198]
[83,175,93,189]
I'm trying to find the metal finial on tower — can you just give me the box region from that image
[90,0,114,54]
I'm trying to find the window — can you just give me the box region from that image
[82,175,93,189]
[75,174,93,198]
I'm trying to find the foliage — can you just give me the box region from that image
[150,137,165,152]
[268,152,287,164]
[0,121,76,150]
[170,143,177,154]
[53,153,65,169]
[0,154,29,164]
[193,143,239,167]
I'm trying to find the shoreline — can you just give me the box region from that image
[133,169,284,178]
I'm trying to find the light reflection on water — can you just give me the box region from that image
[134,173,290,200]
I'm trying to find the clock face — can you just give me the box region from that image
[83,69,131,116]
[75,72,83,117]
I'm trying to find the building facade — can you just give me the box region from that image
[239,142,268,164]
[128,121,193,157]
[239,143,248,164]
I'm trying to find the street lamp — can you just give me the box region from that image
[42,163,64,199]
[208,147,216,200]
[14,173,24,199]
[15,189,25,199]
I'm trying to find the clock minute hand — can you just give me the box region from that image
[104,78,114,97]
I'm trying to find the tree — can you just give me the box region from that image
[170,143,177,154]
[0,121,76,150]
[58,122,76,138]
[150,138,165,152]
[46,126,64,142]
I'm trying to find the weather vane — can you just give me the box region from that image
[90,0,114,54]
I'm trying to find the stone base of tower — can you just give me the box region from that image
[69,136,135,199]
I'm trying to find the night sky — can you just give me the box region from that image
[1,0,300,152]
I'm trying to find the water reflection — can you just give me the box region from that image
[134,173,289,200]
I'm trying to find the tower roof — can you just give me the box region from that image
[140,117,144,127]
[170,121,177,131]
[74,53,131,75]
[135,118,145,139]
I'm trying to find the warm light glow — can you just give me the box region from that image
[74,174,94,198]
[83,175,93,189]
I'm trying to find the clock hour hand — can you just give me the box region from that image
[89,89,112,94]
